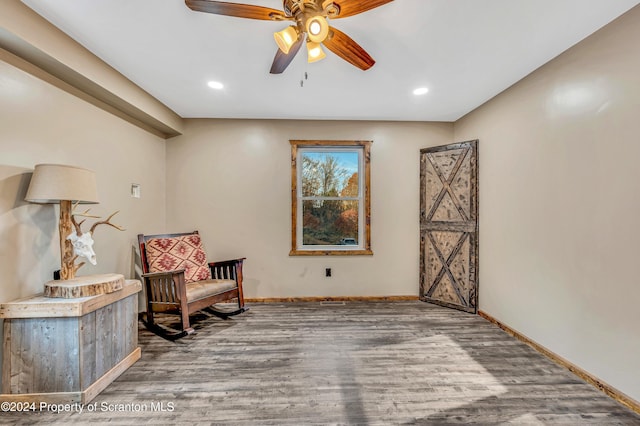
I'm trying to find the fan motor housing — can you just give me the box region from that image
[284,0,338,18]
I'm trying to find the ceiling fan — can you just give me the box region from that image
[185,0,394,74]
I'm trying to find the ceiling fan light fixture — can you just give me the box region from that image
[306,16,329,43]
[274,26,299,54]
[307,41,326,63]
[185,0,392,74]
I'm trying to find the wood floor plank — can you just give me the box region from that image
[2,301,639,425]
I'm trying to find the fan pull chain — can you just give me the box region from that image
[300,71,309,87]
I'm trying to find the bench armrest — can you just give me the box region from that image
[208,258,246,268]
[141,269,188,307]
[208,258,244,280]
[208,258,246,308]
[142,269,186,279]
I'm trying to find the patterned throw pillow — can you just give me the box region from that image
[145,234,212,283]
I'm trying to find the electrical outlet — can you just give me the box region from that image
[325,268,332,277]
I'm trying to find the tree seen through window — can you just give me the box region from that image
[301,152,359,245]
[291,140,372,256]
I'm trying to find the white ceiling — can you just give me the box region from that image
[21,0,640,121]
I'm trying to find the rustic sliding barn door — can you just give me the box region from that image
[420,140,478,313]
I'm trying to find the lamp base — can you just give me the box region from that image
[44,273,124,298]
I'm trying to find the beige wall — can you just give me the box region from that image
[0,1,177,390]
[2,0,639,406]
[166,119,453,298]
[0,0,183,137]
[454,6,640,401]
[0,52,167,382]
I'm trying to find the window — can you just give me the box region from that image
[290,140,372,256]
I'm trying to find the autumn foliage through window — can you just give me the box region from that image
[291,140,372,256]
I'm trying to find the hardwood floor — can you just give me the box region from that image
[4,301,640,425]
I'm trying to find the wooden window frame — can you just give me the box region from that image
[290,140,373,256]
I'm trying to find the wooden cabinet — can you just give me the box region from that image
[0,280,141,403]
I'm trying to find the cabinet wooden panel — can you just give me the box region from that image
[1,280,142,403]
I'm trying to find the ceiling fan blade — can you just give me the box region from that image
[185,0,288,20]
[322,27,375,71]
[332,0,394,19]
[270,37,303,74]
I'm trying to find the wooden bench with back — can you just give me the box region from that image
[138,231,247,339]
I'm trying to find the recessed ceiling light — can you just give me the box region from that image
[207,81,224,90]
[413,87,429,96]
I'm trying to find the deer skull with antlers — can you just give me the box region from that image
[68,206,125,273]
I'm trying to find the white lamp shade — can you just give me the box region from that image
[25,164,99,204]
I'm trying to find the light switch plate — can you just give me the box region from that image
[131,183,141,198]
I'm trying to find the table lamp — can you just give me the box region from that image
[25,164,99,280]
